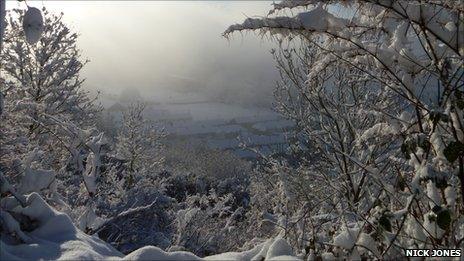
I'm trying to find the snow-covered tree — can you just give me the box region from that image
[226,1,463,259]
[1,8,101,176]
[115,102,165,178]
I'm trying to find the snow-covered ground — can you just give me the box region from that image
[103,96,296,159]
[1,193,299,261]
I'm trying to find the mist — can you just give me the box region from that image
[8,1,279,106]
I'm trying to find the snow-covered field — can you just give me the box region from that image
[104,98,296,159]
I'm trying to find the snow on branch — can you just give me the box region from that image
[268,0,320,15]
[224,4,348,36]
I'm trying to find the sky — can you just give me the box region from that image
[6,1,279,106]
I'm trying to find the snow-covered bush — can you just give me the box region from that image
[172,191,251,256]
[157,145,254,256]
[1,191,300,260]
[226,1,464,259]
[94,190,175,254]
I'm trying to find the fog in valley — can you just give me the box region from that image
[10,1,279,106]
